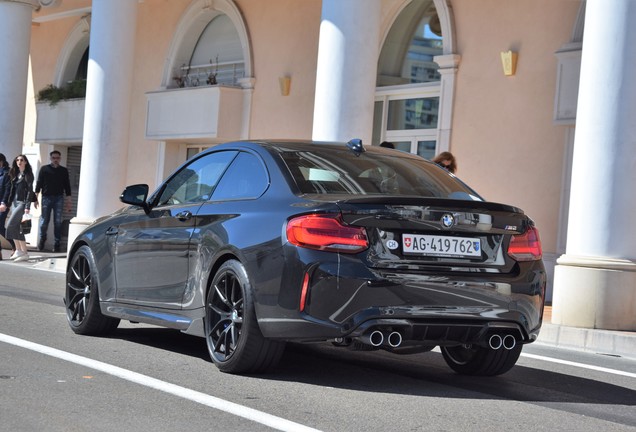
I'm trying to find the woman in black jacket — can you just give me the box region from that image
[0,154,38,261]
[0,153,12,259]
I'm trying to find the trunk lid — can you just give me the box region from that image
[334,196,531,273]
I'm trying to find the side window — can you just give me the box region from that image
[212,152,268,200]
[157,151,237,206]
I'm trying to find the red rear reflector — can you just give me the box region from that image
[508,226,542,261]
[286,214,368,253]
[299,272,310,312]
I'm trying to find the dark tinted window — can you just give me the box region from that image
[212,152,268,200]
[157,151,237,206]
[279,148,481,200]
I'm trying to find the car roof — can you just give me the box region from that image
[204,139,424,160]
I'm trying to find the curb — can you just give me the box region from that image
[32,256,67,273]
[536,322,636,360]
[0,252,67,273]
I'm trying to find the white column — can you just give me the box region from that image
[552,0,636,330]
[0,0,38,157]
[312,0,381,144]
[434,54,461,153]
[69,0,138,240]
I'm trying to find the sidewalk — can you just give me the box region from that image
[2,245,635,360]
[0,245,67,272]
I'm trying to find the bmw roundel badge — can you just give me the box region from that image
[441,213,455,228]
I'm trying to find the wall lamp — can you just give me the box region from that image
[279,76,291,96]
[500,50,518,76]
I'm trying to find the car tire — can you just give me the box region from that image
[205,260,285,374]
[65,245,120,335]
[441,343,522,376]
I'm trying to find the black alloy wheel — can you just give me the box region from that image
[441,343,522,376]
[205,260,284,374]
[65,245,120,335]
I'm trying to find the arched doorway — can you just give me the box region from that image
[373,0,458,159]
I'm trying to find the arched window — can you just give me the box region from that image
[156,0,253,166]
[373,0,445,160]
[169,8,247,89]
[377,1,442,86]
[189,14,244,84]
[74,47,89,81]
[55,17,90,86]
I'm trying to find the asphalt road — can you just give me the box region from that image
[1,263,635,432]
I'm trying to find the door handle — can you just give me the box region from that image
[175,210,192,221]
[105,227,118,236]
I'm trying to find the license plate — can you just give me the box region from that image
[402,234,481,257]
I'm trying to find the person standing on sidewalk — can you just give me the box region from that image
[35,150,71,252]
[0,155,38,262]
[0,153,15,260]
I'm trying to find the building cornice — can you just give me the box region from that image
[39,0,61,7]
[32,5,91,23]
[2,0,68,13]
[2,0,40,8]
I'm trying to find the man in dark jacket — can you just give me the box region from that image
[35,150,72,252]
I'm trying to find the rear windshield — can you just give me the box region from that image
[279,148,482,200]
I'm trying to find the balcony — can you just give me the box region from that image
[35,99,85,144]
[145,84,248,143]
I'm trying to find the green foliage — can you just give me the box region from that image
[37,79,87,106]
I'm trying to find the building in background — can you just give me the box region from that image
[0,0,634,332]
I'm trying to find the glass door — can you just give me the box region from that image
[373,84,441,160]
[389,139,437,159]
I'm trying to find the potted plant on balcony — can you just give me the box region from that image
[37,79,87,106]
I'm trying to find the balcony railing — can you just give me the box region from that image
[172,60,245,89]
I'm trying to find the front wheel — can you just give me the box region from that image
[441,343,522,376]
[65,245,120,335]
[205,260,284,374]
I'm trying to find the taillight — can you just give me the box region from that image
[286,214,368,253]
[507,226,542,261]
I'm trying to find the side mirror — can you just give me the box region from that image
[120,184,150,213]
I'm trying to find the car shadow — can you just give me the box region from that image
[278,344,636,403]
[107,326,636,410]
[274,343,636,426]
[108,326,210,362]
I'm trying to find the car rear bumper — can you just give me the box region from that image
[259,307,541,345]
[258,259,546,347]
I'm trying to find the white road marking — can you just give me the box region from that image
[432,346,635,378]
[0,333,322,432]
[520,352,636,379]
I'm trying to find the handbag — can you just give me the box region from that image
[20,215,32,235]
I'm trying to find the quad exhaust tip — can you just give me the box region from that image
[502,334,516,350]
[488,334,503,350]
[358,330,403,348]
[387,331,402,348]
[488,334,516,350]
[368,330,384,347]
[355,330,514,351]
